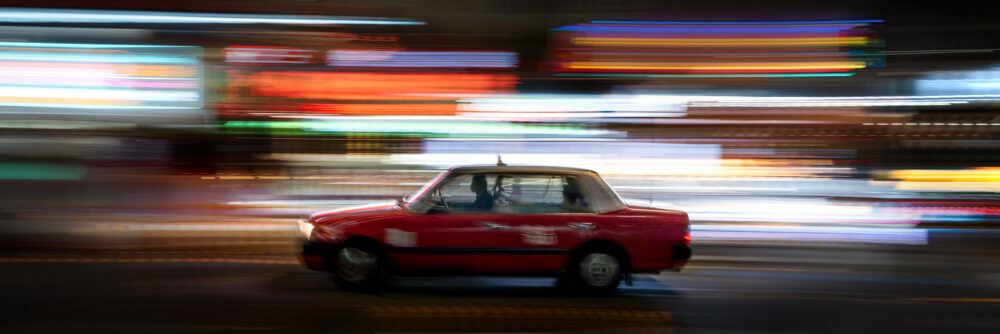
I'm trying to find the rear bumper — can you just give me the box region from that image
[299,241,341,271]
[671,244,692,269]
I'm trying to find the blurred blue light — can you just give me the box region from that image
[0,8,424,25]
[0,52,197,64]
[0,41,192,49]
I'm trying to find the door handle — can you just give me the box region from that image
[477,221,509,230]
[568,222,595,230]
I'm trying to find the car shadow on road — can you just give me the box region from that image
[267,270,683,299]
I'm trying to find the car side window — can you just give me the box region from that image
[492,174,593,214]
[436,173,497,213]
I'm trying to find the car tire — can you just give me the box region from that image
[564,249,623,293]
[330,241,386,292]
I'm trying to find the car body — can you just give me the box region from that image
[298,164,691,291]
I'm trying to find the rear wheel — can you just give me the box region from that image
[563,249,623,293]
[331,242,386,292]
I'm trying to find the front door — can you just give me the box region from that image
[385,173,521,274]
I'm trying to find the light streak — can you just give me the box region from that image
[0,52,197,64]
[556,73,855,78]
[0,41,192,49]
[571,37,870,47]
[232,72,518,101]
[550,19,882,76]
[220,120,617,137]
[691,225,927,245]
[459,93,1000,111]
[0,8,424,25]
[590,20,884,25]
[328,50,518,68]
[0,86,199,101]
[888,168,1000,182]
[224,46,316,65]
[564,61,866,71]
[553,25,868,33]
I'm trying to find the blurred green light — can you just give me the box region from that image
[0,162,85,180]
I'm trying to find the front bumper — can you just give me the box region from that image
[299,241,341,271]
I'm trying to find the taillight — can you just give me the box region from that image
[683,224,691,245]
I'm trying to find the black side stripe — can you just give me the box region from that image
[388,247,569,255]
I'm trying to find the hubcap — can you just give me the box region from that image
[579,253,620,287]
[337,247,376,283]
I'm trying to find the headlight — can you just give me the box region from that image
[297,219,315,239]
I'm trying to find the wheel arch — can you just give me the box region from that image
[339,234,394,273]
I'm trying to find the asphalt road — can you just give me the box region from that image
[2,234,999,334]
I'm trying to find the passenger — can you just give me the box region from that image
[470,174,493,211]
[561,177,589,212]
[491,176,518,213]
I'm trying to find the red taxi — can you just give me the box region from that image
[298,164,691,292]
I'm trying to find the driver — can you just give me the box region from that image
[470,174,493,211]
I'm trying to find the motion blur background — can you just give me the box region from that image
[1,1,998,333]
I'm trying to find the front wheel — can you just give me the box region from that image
[331,244,385,291]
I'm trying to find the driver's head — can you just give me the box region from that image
[470,174,488,193]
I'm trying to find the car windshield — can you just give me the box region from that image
[401,170,449,209]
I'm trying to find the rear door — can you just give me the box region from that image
[488,174,594,273]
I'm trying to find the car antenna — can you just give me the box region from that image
[496,154,507,167]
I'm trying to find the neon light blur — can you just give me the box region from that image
[0,42,202,110]
[571,37,870,47]
[590,20,884,25]
[221,120,616,137]
[224,46,316,65]
[888,168,1000,183]
[0,8,424,25]
[549,20,883,77]
[557,73,855,78]
[227,72,517,101]
[328,50,518,69]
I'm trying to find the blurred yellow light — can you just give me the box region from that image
[118,65,198,78]
[888,167,1000,182]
